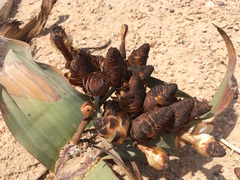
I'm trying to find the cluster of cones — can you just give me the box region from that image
[50,24,226,171]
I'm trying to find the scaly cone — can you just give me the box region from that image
[176,129,226,157]
[50,25,74,69]
[133,142,169,170]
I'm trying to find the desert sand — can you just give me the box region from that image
[0,0,240,179]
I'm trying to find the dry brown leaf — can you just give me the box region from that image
[0,0,57,42]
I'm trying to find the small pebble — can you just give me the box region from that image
[167,71,173,76]
[216,1,225,7]
[234,26,239,31]
[149,39,157,48]
[199,64,204,69]
[193,58,199,63]
[188,44,195,52]
[230,162,235,166]
[199,96,204,100]
[206,1,215,8]
[189,78,194,84]
[237,38,240,43]
[169,8,175,13]
[198,83,204,89]
[200,38,206,43]
[210,47,217,53]
[148,7,154,11]
[81,40,87,45]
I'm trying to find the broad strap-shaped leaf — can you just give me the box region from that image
[0,36,90,171]
[75,159,118,180]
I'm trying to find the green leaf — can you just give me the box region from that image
[75,159,118,180]
[199,25,237,120]
[0,36,91,171]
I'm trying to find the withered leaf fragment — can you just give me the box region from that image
[103,47,127,87]
[133,142,169,171]
[67,50,101,86]
[93,101,130,144]
[82,71,110,97]
[116,74,146,114]
[143,83,178,112]
[0,20,22,38]
[176,129,226,157]
[190,97,212,120]
[50,25,73,69]
[0,0,57,42]
[127,43,150,67]
[131,98,211,141]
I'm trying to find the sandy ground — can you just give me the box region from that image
[0,0,240,179]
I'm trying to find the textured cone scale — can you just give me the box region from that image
[103,47,128,87]
[131,106,174,141]
[82,71,110,97]
[50,25,73,69]
[169,98,194,132]
[131,98,211,141]
[190,97,212,119]
[127,43,150,67]
[128,64,154,83]
[68,50,100,86]
[93,100,130,144]
[92,115,130,145]
[204,141,226,157]
[104,100,127,118]
[143,83,178,112]
[117,74,146,114]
